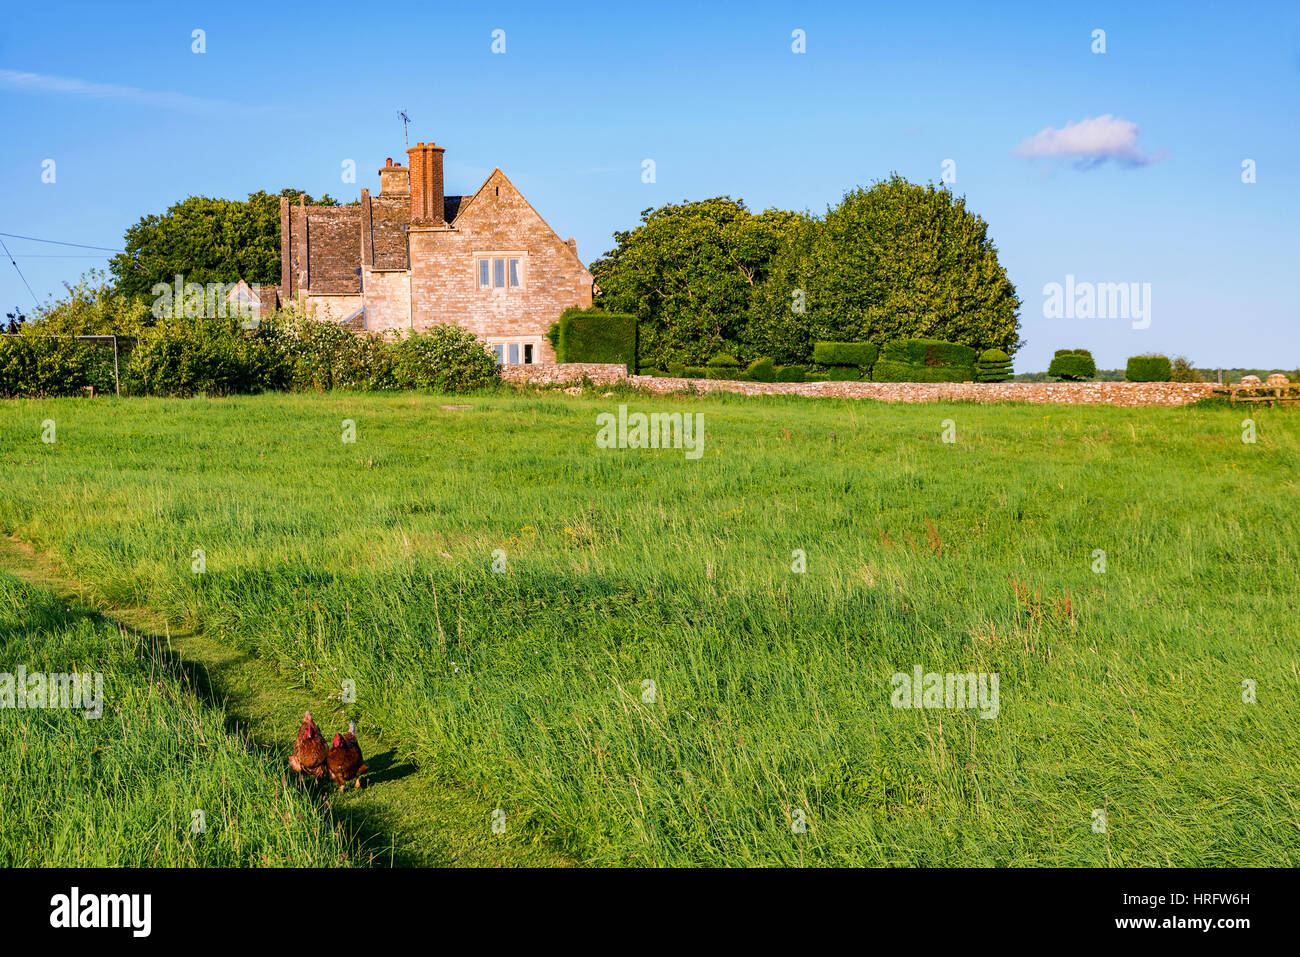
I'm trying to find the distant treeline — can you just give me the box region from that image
[1013,367,1298,384]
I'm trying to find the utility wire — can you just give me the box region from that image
[0,231,125,253]
[0,237,40,307]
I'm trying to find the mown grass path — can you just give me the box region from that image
[0,534,571,868]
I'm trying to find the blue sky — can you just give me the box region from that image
[1,0,1297,370]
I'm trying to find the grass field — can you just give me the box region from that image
[0,568,353,867]
[1,389,1297,866]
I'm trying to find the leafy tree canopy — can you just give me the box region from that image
[109,189,341,300]
[748,175,1022,362]
[589,198,805,366]
[32,270,153,336]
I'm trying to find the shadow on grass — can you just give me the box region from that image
[2,579,423,867]
[1,540,574,868]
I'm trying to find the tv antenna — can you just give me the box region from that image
[398,111,411,148]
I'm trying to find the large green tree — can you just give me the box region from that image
[110,189,341,300]
[589,198,805,366]
[748,176,1022,362]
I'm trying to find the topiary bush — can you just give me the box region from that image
[1046,348,1096,381]
[1125,354,1173,382]
[822,366,864,381]
[552,307,637,371]
[705,354,743,379]
[812,341,878,370]
[974,348,1013,382]
[683,366,708,379]
[774,365,806,382]
[391,324,500,393]
[746,357,777,382]
[872,339,976,382]
[667,361,686,378]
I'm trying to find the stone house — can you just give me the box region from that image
[277,140,593,364]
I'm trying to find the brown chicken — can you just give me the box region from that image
[327,721,369,790]
[288,711,329,782]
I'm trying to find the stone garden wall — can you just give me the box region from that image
[499,363,631,386]
[503,364,1221,407]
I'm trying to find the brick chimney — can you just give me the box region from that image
[378,157,408,196]
[406,141,446,225]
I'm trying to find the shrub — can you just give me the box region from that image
[553,307,637,370]
[774,365,806,382]
[391,325,500,393]
[266,316,395,392]
[1046,348,1096,381]
[707,353,740,368]
[746,357,777,382]
[812,341,878,370]
[126,317,289,397]
[872,339,976,382]
[1170,356,1202,383]
[1126,354,1173,382]
[683,366,708,379]
[0,333,98,397]
[975,348,1013,382]
[667,361,686,378]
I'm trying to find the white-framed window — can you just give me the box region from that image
[476,253,524,290]
[488,339,540,365]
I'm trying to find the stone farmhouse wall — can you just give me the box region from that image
[402,169,593,357]
[278,144,593,354]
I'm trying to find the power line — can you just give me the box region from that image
[0,231,125,253]
[0,237,40,307]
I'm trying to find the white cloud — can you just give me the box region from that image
[0,69,250,114]
[1014,114,1165,169]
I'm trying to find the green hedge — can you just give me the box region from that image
[812,341,878,369]
[975,348,1013,383]
[0,334,98,397]
[1047,348,1096,381]
[774,366,806,382]
[2,316,503,398]
[1126,355,1173,382]
[127,317,291,397]
[872,339,976,382]
[707,354,740,368]
[551,307,637,370]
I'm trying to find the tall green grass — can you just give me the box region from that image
[0,390,1296,865]
[0,573,353,866]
